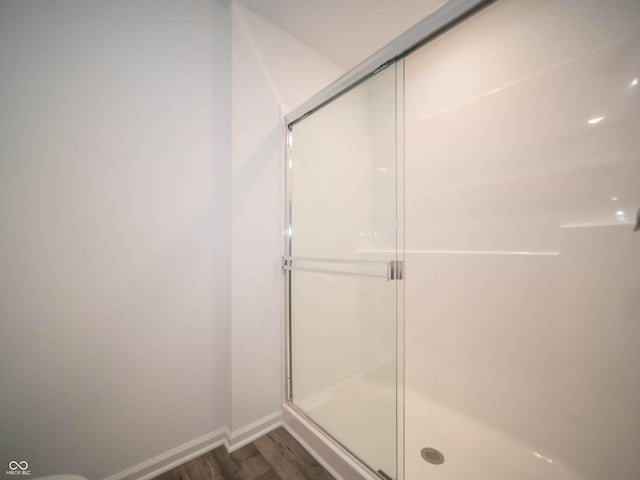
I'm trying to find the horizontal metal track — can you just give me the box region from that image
[285,0,494,127]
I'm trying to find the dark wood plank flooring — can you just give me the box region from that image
[154,427,335,480]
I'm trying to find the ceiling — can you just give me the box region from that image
[237,0,449,69]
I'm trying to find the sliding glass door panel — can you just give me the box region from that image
[287,64,399,478]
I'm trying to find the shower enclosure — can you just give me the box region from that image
[284,1,640,479]
[284,60,403,479]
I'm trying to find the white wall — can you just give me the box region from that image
[0,0,348,476]
[0,1,231,478]
[229,1,344,431]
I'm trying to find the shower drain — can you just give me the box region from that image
[421,447,445,465]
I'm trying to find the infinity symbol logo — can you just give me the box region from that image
[8,461,28,471]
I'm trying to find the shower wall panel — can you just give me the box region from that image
[403,1,640,479]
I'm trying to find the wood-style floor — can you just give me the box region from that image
[154,427,335,480]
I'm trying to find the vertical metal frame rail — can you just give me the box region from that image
[284,125,293,402]
[394,57,406,480]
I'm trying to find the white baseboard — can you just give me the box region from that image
[102,411,282,480]
[225,411,282,453]
[102,428,227,480]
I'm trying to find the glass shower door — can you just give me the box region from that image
[286,64,401,478]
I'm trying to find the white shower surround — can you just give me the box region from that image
[284,0,640,479]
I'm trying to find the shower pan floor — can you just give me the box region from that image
[295,362,397,478]
[404,391,585,480]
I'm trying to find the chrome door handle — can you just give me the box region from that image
[282,256,403,281]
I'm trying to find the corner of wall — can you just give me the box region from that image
[228,0,344,435]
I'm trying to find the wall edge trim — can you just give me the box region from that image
[102,411,282,480]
